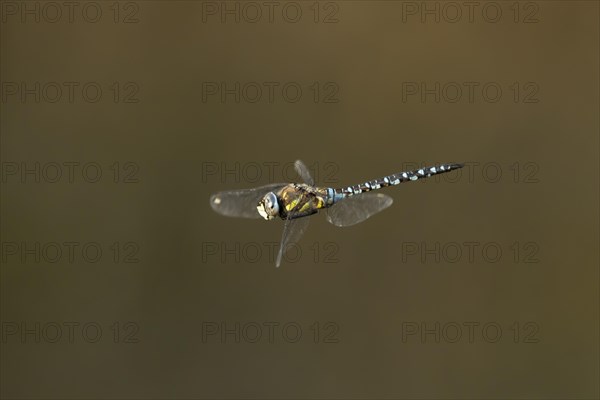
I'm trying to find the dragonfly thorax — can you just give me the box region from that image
[257,192,280,220]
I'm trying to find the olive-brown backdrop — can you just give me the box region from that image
[1,1,598,399]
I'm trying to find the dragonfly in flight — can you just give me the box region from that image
[210,160,463,267]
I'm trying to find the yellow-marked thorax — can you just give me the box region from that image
[278,184,328,217]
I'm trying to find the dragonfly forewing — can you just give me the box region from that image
[294,159,314,186]
[210,183,287,219]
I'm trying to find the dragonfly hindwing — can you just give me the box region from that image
[326,193,393,227]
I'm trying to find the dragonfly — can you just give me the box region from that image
[210,160,464,267]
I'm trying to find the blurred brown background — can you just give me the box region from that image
[1,1,598,399]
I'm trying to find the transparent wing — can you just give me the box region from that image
[210,183,286,219]
[326,193,393,227]
[294,160,314,185]
[276,216,310,267]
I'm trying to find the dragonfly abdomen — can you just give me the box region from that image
[332,163,464,200]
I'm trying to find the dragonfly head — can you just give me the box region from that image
[257,192,280,220]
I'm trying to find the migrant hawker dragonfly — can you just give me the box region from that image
[210,160,463,267]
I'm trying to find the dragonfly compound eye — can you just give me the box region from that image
[257,192,279,220]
